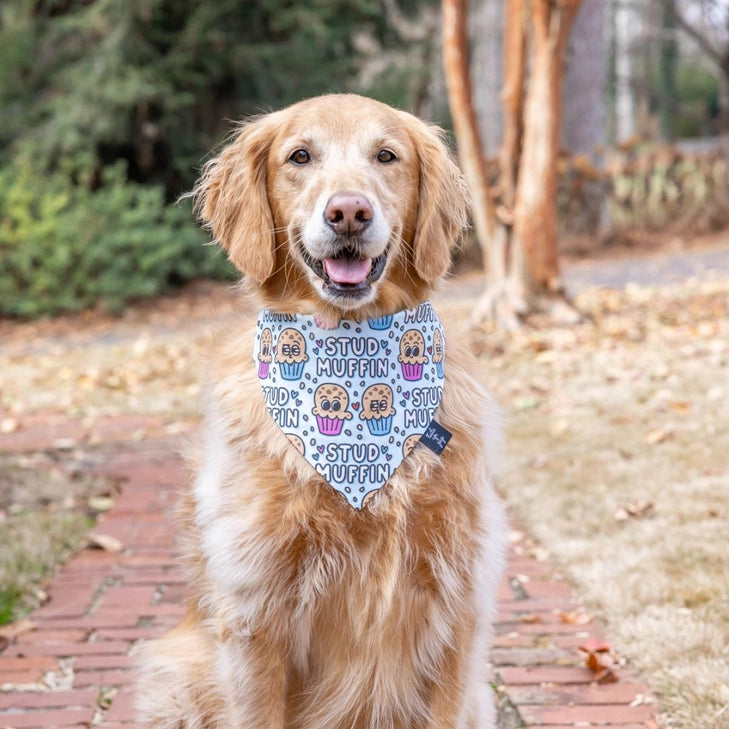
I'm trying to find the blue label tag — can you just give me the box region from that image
[420,419,452,455]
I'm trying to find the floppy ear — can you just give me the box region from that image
[193,115,279,283]
[410,121,469,283]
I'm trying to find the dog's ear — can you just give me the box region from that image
[193,115,279,283]
[409,121,469,283]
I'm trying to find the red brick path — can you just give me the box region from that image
[0,419,661,728]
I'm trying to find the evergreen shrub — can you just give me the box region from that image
[0,160,231,318]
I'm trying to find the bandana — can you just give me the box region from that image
[254,302,446,508]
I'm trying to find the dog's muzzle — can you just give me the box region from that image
[301,246,388,299]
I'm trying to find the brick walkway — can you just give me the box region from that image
[0,419,661,728]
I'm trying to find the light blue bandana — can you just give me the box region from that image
[255,302,446,508]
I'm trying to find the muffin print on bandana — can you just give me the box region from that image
[255,302,446,509]
[432,327,444,378]
[313,383,353,436]
[360,384,396,436]
[275,328,308,380]
[398,329,428,381]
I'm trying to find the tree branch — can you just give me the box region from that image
[674,7,724,69]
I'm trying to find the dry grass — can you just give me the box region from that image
[0,453,116,623]
[467,280,729,729]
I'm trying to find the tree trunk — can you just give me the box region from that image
[443,0,527,330]
[513,0,581,294]
[498,0,529,319]
[441,1,500,281]
[500,0,526,210]
[442,0,583,329]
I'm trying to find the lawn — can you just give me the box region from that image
[0,273,727,728]
[465,280,729,729]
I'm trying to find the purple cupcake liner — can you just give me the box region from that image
[316,415,344,436]
[401,363,424,381]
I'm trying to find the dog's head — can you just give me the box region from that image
[194,94,468,317]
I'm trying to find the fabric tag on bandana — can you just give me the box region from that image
[254,302,446,509]
[419,419,452,455]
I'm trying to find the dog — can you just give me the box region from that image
[135,94,506,729]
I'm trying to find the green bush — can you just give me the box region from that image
[0,159,232,318]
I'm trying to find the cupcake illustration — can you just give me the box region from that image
[398,329,428,381]
[257,328,273,379]
[312,383,353,435]
[402,433,421,457]
[432,327,444,378]
[275,328,308,380]
[360,383,396,436]
[368,315,393,330]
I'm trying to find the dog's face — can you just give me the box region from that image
[195,94,468,317]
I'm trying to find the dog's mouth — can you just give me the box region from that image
[301,246,388,300]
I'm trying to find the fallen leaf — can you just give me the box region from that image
[668,400,692,414]
[629,693,655,707]
[517,613,542,624]
[645,428,672,445]
[85,533,124,552]
[0,618,36,640]
[578,638,620,683]
[96,686,118,710]
[615,501,655,522]
[558,609,593,625]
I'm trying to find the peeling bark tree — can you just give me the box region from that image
[443,0,520,330]
[515,0,582,294]
[441,0,499,276]
[442,0,583,328]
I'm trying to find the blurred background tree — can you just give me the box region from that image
[462,0,729,327]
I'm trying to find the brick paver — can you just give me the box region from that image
[0,421,661,728]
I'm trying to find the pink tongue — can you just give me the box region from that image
[323,257,372,285]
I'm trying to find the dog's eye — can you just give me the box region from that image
[377,149,397,164]
[289,149,310,165]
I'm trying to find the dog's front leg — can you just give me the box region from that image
[218,627,288,729]
[422,622,475,729]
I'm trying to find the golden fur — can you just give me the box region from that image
[135,94,506,729]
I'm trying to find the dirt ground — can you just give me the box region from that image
[1,238,728,728]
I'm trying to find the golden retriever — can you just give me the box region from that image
[135,94,506,729]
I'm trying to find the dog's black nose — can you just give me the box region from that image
[324,193,373,236]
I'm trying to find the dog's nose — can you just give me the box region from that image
[324,193,373,236]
